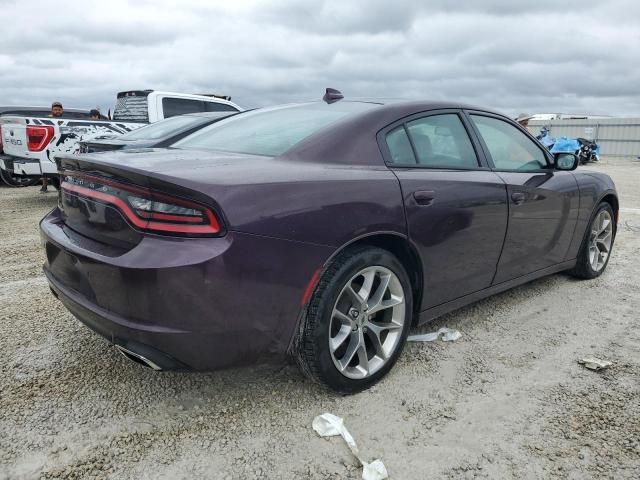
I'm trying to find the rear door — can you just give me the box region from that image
[380,110,509,309]
[465,112,579,283]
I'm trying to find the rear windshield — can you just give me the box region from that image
[174,102,378,156]
[120,115,208,141]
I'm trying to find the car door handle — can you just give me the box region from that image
[413,190,435,206]
[511,192,526,205]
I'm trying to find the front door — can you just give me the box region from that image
[381,111,509,309]
[466,113,580,284]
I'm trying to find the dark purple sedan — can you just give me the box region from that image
[41,93,618,393]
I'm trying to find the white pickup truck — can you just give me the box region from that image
[0,90,242,183]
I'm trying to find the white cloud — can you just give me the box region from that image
[1,0,639,116]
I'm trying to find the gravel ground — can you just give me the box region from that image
[1,162,639,479]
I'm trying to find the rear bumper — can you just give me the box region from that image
[8,157,42,176]
[0,155,10,170]
[1,155,57,177]
[40,207,333,370]
[46,272,190,370]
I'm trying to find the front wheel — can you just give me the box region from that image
[568,202,615,279]
[296,247,412,394]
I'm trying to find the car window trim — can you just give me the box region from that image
[376,109,491,171]
[462,110,554,173]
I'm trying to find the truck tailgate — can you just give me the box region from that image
[0,117,31,159]
[1,116,144,176]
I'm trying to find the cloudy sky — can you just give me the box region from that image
[1,0,639,117]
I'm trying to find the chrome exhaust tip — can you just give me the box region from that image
[115,344,163,371]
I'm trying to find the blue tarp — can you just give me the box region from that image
[550,137,580,154]
[538,132,556,148]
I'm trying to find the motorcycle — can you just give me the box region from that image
[576,138,599,165]
[536,127,600,165]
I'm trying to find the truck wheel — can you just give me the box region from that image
[0,169,39,187]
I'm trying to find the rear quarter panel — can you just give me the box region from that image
[151,157,407,248]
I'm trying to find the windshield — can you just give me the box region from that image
[174,102,378,156]
[120,115,208,141]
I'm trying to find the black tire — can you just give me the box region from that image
[0,169,39,187]
[568,202,616,279]
[296,246,413,394]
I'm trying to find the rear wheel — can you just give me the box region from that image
[0,169,39,187]
[568,202,615,279]
[297,247,412,394]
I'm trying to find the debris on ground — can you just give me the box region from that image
[578,357,612,371]
[407,327,462,342]
[312,413,388,480]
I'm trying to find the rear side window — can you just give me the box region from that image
[470,115,547,170]
[406,114,478,168]
[162,98,205,117]
[162,98,238,117]
[386,126,415,164]
[204,102,239,113]
[385,114,479,168]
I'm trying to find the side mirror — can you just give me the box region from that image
[554,152,578,171]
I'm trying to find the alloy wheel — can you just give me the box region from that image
[589,210,613,272]
[329,266,405,380]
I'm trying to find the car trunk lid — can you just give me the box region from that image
[56,149,265,249]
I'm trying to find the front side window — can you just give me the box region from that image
[470,115,547,170]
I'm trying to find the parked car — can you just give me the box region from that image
[0,106,102,186]
[0,91,242,184]
[78,111,237,153]
[41,94,618,394]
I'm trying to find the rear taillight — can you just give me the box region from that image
[61,172,222,236]
[27,125,54,152]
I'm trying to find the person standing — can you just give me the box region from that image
[40,101,64,193]
[49,101,63,118]
[515,113,533,133]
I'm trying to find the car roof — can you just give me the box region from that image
[339,99,503,115]
[260,99,505,120]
